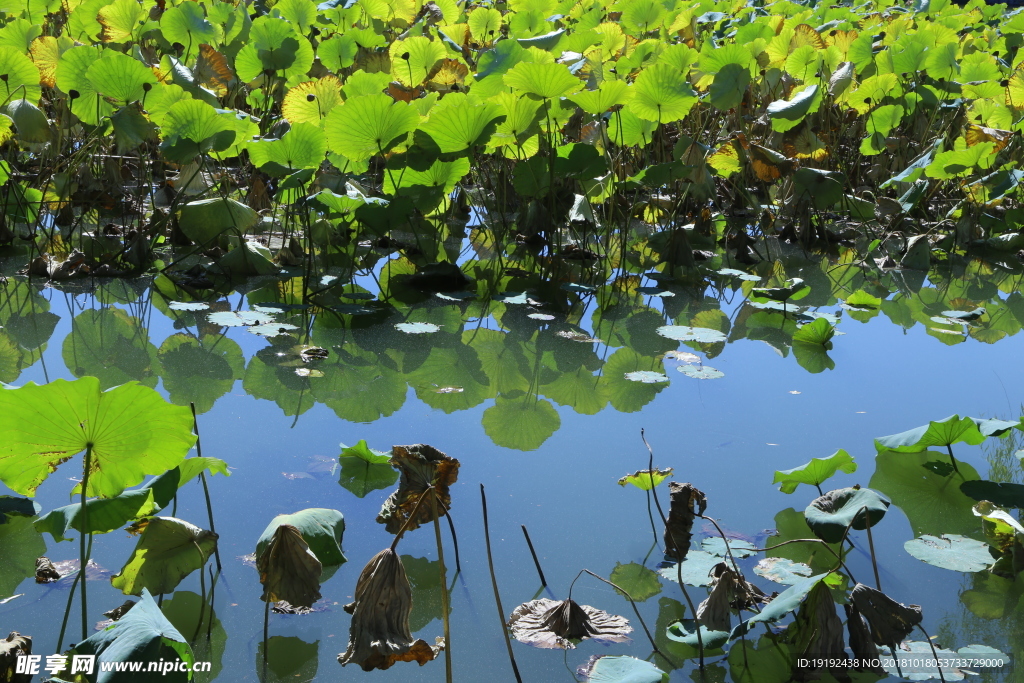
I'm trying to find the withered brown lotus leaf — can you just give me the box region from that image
[664,482,707,561]
[788,581,848,681]
[696,563,767,632]
[338,548,443,671]
[508,598,632,649]
[34,557,60,583]
[257,524,322,609]
[850,583,922,651]
[844,603,885,674]
[0,632,32,683]
[377,444,460,534]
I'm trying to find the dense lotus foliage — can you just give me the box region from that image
[0,0,1018,283]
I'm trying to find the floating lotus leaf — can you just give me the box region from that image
[666,619,731,649]
[656,326,727,343]
[753,557,813,585]
[731,572,829,638]
[111,517,218,596]
[508,598,631,649]
[701,537,758,558]
[608,562,662,602]
[904,534,994,572]
[773,449,857,494]
[617,468,673,491]
[376,444,459,534]
[395,322,440,334]
[338,548,443,670]
[578,655,664,683]
[663,482,706,561]
[805,487,889,544]
[623,370,669,383]
[678,365,724,379]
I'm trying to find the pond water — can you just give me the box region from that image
[1,245,1023,682]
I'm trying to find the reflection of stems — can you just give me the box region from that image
[520,525,546,587]
[444,511,462,575]
[640,429,703,669]
[429,491,452,683]
[262,598,270,679]
[480,485,523,683]
[191,403,222,572]
[946,444,961,474]
[80,445,93,641]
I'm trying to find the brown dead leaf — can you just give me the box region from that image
[35,557,60,583]
[257,524,322,608]
[849,583,922,652]
[664,482,707,561]
[789,580,847,681]
[844,602,885,674]
[696,563,767,631]
[0,632,32,683]
[376,444,460,535]
[508,598,632,649]
[196,45,235,95]
[338,548,443,671]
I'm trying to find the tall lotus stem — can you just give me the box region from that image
[430,490,452,683]
[80,444,93,641]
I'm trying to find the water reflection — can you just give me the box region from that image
[5,250,1024,450]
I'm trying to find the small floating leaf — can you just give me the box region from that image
[207,310,275,327]
[664,350,700,363]
[494,291,528,304]
[717,268,760,281]
[248,323,299,336]
[753,557,813,584]
[658,550,719,586]
[168,301,209,311]
[636,287,675,297]
[528,313,556,320]
[395,322,440,334]
[656,326,727,343]
[904,534,994,572]
[609,562,662,602]
[702,537,758,558]
[578,655,664,683]
[678,365,724,379]
[624,371,669,383]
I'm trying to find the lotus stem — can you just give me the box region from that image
[80,444,92,641]
[582,569,676,669]
[389,486,433,550]
[430,489,452,683]
[640,429,704,670]
[917,626,947,683]
[945,444,961,474]
[520,525,547,587]
[481,486,523,683]
[191,402,222,573]
[443,506,461,575]
[698,514,745,579]
[864,506,881,591]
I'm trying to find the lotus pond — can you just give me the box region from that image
[3,243,1024,682]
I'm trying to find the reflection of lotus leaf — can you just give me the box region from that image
[578,655,664,682]
[168,301,210,311]
[482,395,560,450]
[0,515,45,598]
[159,334,244,414]
[62,308,160,388]
[248,322,300,337]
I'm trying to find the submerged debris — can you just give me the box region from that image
[508,598,632,649]
[664,482,707,561]
[376,444,460,535]
[338,548,443,671]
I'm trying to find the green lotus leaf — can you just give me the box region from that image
[658,550,719,587]
[389,36,445,87]
[216,240,278,276]
[709,63,750,111]
[629,62,697,123]
[5,99,49,142]
[256,508,346,569]
[325,93,419,161]
[656,325,726,343]
[792,317,835,345]
[804,487,890,544]
[766,83,818,123]
[419,93,504,154]
[110,106,156,151]
[160,99,233,161]
[904,534,994,572]
[503,61,581,99]
[0,18,42,53]
[178,197,258,244]
[580,655,665,683]
[98,0,149,43]
[793,168,845,209]
[773,449,857,494]
[0,46,40,105]
[677,365,724,379]
[110,517,217,596]
[731,573,829,638]
[875,415,987,452]
[568,80,633,115]
[160,1,220,60]
[65,589,195,681]
[85,50,157,105]
[273,0,317,34]
[617,467,673,490]
[317,33,358,71]
[609,561,662,602]
[0,377,196,498]
[234,16,312,82]
[0,515,45,599]
[468,6,502,43]
[608,107,657,147]
[248,121,326,175]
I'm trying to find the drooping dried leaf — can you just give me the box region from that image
[377,444,460,534]
[0,632,32,683]
[34,557,60,583]
[696,563,768,632]
[844,602,885,674]
[338,548,443,671]
[849,583,922,652]
[787,581,847,681]
[256,524,322,608]
[508,598,632,649]
[664,482,707,561]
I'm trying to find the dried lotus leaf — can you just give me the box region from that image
[257,524,322,608]
[664,482,707,561]
[377,444,460,534]
[508,598,632,649]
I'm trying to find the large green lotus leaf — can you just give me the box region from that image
[0,46,40,104]
[0,18,41,53]
[64,589,195,682]
[419,93,504,154]
[35,458,229,541]
[767,83,817,123]
[256,508,346,568]
[160,1,220,61]
[6,99,50,143]
[874,415,986,452]
[317,32,358,72]
[111,517,217,595]
[580,655,664,683]
[389,36,445,87]
[158,333,244,414]
[629,63,697,123]
[568,80,633,115]
[85,49,156,105]
[0,377,195,498]
[658,550,719,587]
[0,496,38,522]
[870,449,982,537]
[609,562,662,602]
[792,341,834,374]
[482,394,560,451]
[773,449,856,494]
[216,240,278,276]
[731,573,828,638]
[178,197,258,244]
[324,93,419,161]
[468,6,502,42]
[804,487,889,544]
[608,107,657,147]
[503,61,581,99]
[234,15,312,81]
[62,308,160,389]
[792,318,835,346]
[0,515,45,599]
[385,157,470,195]
[160,99,233,161]
[110,106,156,151]
[97,0,148,42]
[248,121,326,175]
[709,63,750,111]
[904,534,994,572]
